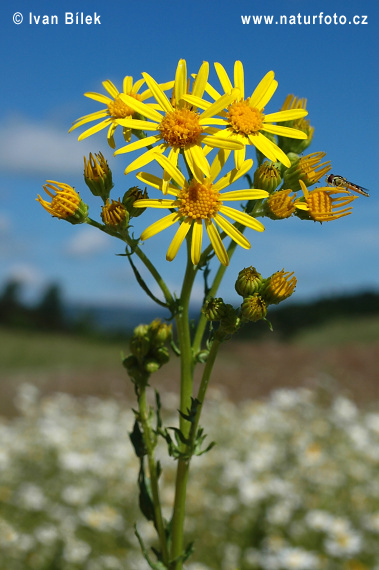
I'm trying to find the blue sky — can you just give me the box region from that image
[1,0,378,311]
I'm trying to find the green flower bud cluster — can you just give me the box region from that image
[236,266,296,323]
[123,319,172,387]
[202,298,240,338]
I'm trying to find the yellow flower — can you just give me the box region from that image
[133,151,268,266]
[299,180,356,221]
[113,60,243,183]
[69,76,173,148]
[184,61,308,169]
[101,198,128,228]
[283,151,331,190]
[261,269,297,304]
[37,181,88,223]
[278,94,314,153]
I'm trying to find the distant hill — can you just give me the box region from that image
[66,290,379,339]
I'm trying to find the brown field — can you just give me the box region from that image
[1,320,378,416]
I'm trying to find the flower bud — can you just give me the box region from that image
[261,269,297,305]
[218,305,240,336]
[130,334,151,361]
[264,189,297,220]
[101,199,129,231]
[202,298,228,321]
[235,267,263,297]
[253,162,282,193]
[149,319,172,346]
[37,181,88,224]
[84,152,113,202]
[153,346,170,365]
[144,359,161,374]
[123,187,149,218]
[240,293,267,322]
[283,152,331,191]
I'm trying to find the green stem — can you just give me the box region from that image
[138,386,169,565]
[169,241,198,569]
[193,237,239,356]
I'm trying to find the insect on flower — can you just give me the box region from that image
[326,174,370,197]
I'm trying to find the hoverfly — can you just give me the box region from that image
[326,174,370,198]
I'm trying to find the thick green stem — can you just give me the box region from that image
[169,242,198,569]
[138,387,169,565]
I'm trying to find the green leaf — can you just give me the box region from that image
[129,419,147,458]
[135,525,169,570]
[138,464,155,523]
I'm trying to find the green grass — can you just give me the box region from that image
[290,314,379,346]
[0,327,127,372]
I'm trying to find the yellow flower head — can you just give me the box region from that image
[84,152,113,200]
[283,151,331,190]
[101,198,128,228]
[133,151,268,266]
[113,60,243,186]
[262,269,297,305]
[299,180,357,222]
[266,189,298,219]
[240,293,267,322]
[187,62,308,170]
[37,181,88,224]
[69,75,173,148]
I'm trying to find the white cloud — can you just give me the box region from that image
[65,226,112,257]
[6,263,45,287]
[0,115,99,176]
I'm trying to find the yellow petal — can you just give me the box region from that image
[175,59,187,106]
[248,132,277,162]
[254,79,278,110]
[123,76,133,93]
[140,212,180,240]
[214,214,251,249]
[181,94,212,112]
[201,133,244,150]
[191,219,203,265]
[192,62,209,99]
[214,62,233,94]
[119,93,163,122]
[184,145,210,178]
[69,110,109,131]
[124,144,166,174]
[142,72,173,115]
[249,71,275,108]
[84,92,113,105]
[166,219,192,261]
[220,189,268,200]
[262,124,308,139]
[210,149,231,181]
[134,198,177,208]
[213,159,253,191]
[219,206,265,232]
[102,80,119,99]
[264,109,308,122]
[153,153,186,188]
[200,91,238,120]
[234,61,244,99]
[114,134,161,155]
[205,220,229,266]
[76,118,113,140]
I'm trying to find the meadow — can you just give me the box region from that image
[0,316,378,569]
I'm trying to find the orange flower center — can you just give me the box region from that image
[178,180,221,220]
[159,108,203,148]
[107,93,141,118]
[226,99,264,136]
